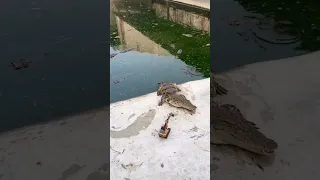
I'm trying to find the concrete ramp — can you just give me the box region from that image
[110,79,210,179]
[212,51,320,180]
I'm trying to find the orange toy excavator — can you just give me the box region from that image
[158,113,174,138]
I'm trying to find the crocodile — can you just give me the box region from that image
[157,82,181,96]
[160,93,197,114]
[211,72,278,155]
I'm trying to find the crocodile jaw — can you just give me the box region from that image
[211,127,277,156]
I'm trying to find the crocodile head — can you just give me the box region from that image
[163,94,197,113]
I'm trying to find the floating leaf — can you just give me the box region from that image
[182,34,193,37]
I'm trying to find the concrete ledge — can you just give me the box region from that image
[110,78,210,179]
[0,107,109,180]
[212,51,320,179]
[173,0,210,9]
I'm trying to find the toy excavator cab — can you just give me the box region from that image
[158,113,174,139]
[158,127,171,138]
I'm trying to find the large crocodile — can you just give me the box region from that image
[157,82,197,114]
[211,72,278,155]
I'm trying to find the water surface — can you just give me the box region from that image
[212,0,320,72]
[0,0,108,132]
[110,0,210,103]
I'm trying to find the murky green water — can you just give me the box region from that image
[212,0,320,72]
[110,0,210,103]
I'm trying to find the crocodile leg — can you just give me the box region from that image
[158,95,165,106]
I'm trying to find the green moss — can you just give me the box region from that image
[114,10,210,77]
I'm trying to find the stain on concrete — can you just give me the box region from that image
[211,163,219,171]
[59,121,68,126]
[189,126,199,132]
[86,163,109,180]
[128,113,136,120]
[58,164,84,180]
[7,152,15,156]
[288,137,304,146]
[280,159,291,166]
[86,171,109,180]
[98,163,109,171]
[212,156,220,161]
[110,109,156,138]
[288,92,320,116]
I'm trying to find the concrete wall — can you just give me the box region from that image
[152,1,210,32]
[115,16,173,56]
[173,0,210,9]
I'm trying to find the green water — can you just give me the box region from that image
[110,0,210,103]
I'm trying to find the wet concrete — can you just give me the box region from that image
[110,109,157,138]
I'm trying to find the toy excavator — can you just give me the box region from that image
[158,113,174,138]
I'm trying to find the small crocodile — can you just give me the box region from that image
[211,72,278,155]
[160,93,197,114]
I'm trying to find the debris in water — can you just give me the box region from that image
[55,36,72,44]
[228,20,240,26]
[110,48,134,59]
[182,34,193,37]
[119,48,134,53]
[31,7,41,10]
[11,59,32,70]
[110,53,118,58]
[113,80,120,84]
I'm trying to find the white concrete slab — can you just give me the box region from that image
[212,51,320,180]
[110,78,210,179]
